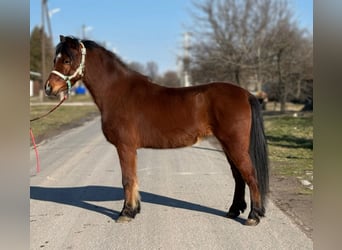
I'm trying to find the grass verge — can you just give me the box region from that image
[264,112,313,193]
[30,104,99,143]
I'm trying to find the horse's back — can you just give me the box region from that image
[198,82,252,121]
[205,81,250,101]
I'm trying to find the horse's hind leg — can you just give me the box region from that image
[220,140,263,226]
[225,154,247,218]
[116,146,141,223]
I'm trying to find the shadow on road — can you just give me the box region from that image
[30,185,245,224]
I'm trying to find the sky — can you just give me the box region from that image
[30,0,313,75]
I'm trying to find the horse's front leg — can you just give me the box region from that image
[116,145,141,223]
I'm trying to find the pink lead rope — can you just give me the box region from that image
[30,127,40,173]
[30,95,67,173]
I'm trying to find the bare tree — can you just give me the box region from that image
[264,17,313,111]
[188,0,312,111]
[128,61,145,74]
[145,61,159,81]
[189,0,291,84]
[159,71,181,87]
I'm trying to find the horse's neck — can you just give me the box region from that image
[82,52,149,112]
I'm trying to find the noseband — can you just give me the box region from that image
[50,41,86,95]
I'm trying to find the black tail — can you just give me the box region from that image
[249,95,269,213]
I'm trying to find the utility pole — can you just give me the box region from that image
[48,8,60,44]
[182,32,192,87]
[81,25,93,39]
[45,4,53,44]
[40,0,57,101]
[82,24,86,39]
[40,0,46,101]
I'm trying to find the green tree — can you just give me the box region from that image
[30,26,54,81]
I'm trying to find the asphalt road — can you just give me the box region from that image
[30,117,313,250]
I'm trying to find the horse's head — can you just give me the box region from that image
[44,35,86,96]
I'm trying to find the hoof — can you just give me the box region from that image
[116,215,133,223]
[227,201,246,219]
[117,201,140,223]
[245,217,260,226]
[227,211,240,219]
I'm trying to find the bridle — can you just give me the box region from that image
[50,40,87,95]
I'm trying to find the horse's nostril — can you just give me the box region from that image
[45,81,52,95]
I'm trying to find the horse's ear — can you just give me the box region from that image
[60,35,66,42]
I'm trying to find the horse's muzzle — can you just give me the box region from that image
[45,81,52,96]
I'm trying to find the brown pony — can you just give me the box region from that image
[45,36,269,226]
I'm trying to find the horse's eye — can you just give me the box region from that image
[63,59,71,64]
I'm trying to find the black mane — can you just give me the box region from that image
[55,36,128,69]
[55,36,150,81]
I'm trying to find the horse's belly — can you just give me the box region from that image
[141,126,212,149]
